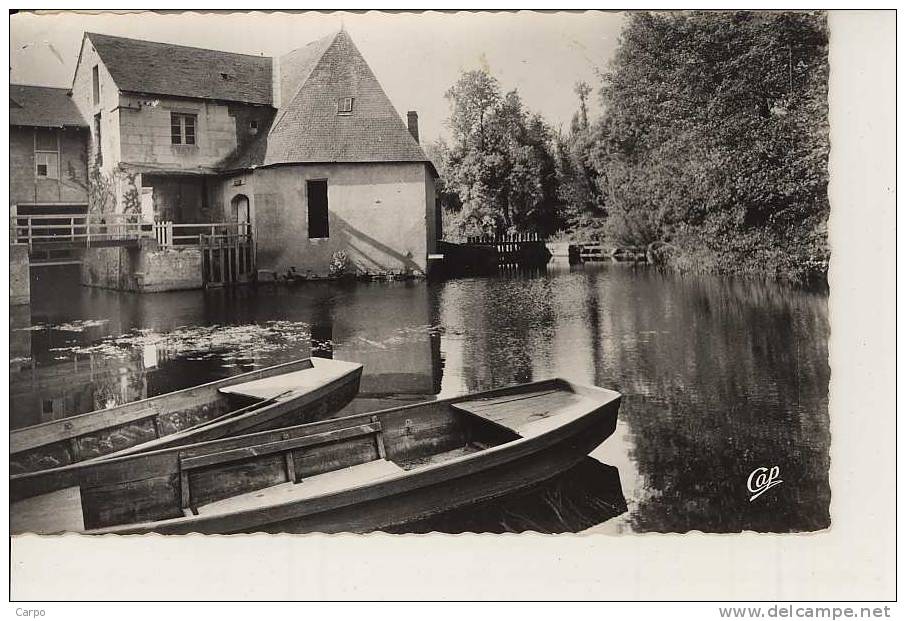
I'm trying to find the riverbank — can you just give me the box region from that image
[552,235,829,286]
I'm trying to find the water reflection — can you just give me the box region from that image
[387,459,627,534]
[10,263,830,533]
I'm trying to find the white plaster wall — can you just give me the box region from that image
[248,162,434,277]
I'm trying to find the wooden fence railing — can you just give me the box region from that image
[466,232,543,244]
[152,222,252,248]
[10,213,153,249]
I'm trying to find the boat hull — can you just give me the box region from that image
[9,362,362,507]
[100,391,618,535]
[10,358,362,474]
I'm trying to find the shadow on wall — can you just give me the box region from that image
[327,213,425,274]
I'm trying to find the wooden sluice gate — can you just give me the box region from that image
[434,233,552,275]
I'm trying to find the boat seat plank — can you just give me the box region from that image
[219,361,355,400]
[180,422,382,471]
[11,486,85,535]
[452,389,595,435]
[196,459,404,516]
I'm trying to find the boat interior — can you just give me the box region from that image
[9,358,326,475]
[11,379,609,534]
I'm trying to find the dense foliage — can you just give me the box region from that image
[434,11,829,281]
[593,10,829,280]
[437,70,563,239]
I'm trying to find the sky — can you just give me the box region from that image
[9,10,626,144]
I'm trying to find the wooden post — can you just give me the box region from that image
[282,433,298,483]
[69,437,82,462]
[226,239,231,284]
[372,416,387,459]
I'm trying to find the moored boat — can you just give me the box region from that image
[10,357,363,475]
[10,378,620,535]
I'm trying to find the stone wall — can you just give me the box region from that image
[81,242,202,292]
[10,244,30,306]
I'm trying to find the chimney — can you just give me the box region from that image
[407,111,420,144]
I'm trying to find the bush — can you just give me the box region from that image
[328,250,351,278]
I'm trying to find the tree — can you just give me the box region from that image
[555,82,606,238]
[438,69,565,238]
[573,81,592,131]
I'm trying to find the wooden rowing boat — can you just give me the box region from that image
[10,357,363,475]
[10,378,620,535]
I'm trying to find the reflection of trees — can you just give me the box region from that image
[434,264,829,533]
[589,268,830,532]
[439,273,558,392]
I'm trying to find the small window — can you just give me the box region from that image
[93,113,103,166]
[92,65,100,105]
[249,120,258,130]
[34,129,59,179]
[42,399,54,415]
[337,97,354,115]
[171,113,197,145]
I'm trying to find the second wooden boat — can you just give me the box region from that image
[10,378,620,535]
[10,357,363,475]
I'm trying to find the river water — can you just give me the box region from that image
[10,261,830,533]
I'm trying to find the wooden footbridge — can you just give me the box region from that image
[10,213,153,265]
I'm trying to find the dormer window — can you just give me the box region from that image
[337,97,354,115]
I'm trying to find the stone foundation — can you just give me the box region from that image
[81,241,203,292]
[10,244,30,305]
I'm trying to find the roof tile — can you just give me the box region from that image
[225,31,429,170]
[87,32,272,105]
[9,84,88,128]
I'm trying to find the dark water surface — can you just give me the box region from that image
[11,262,830,533]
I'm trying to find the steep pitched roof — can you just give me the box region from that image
[274,33,335,109]
[86,32,272,105]
[224,30,431,170]
[9,84,88,128]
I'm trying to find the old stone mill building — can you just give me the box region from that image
[10,29,440,302]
